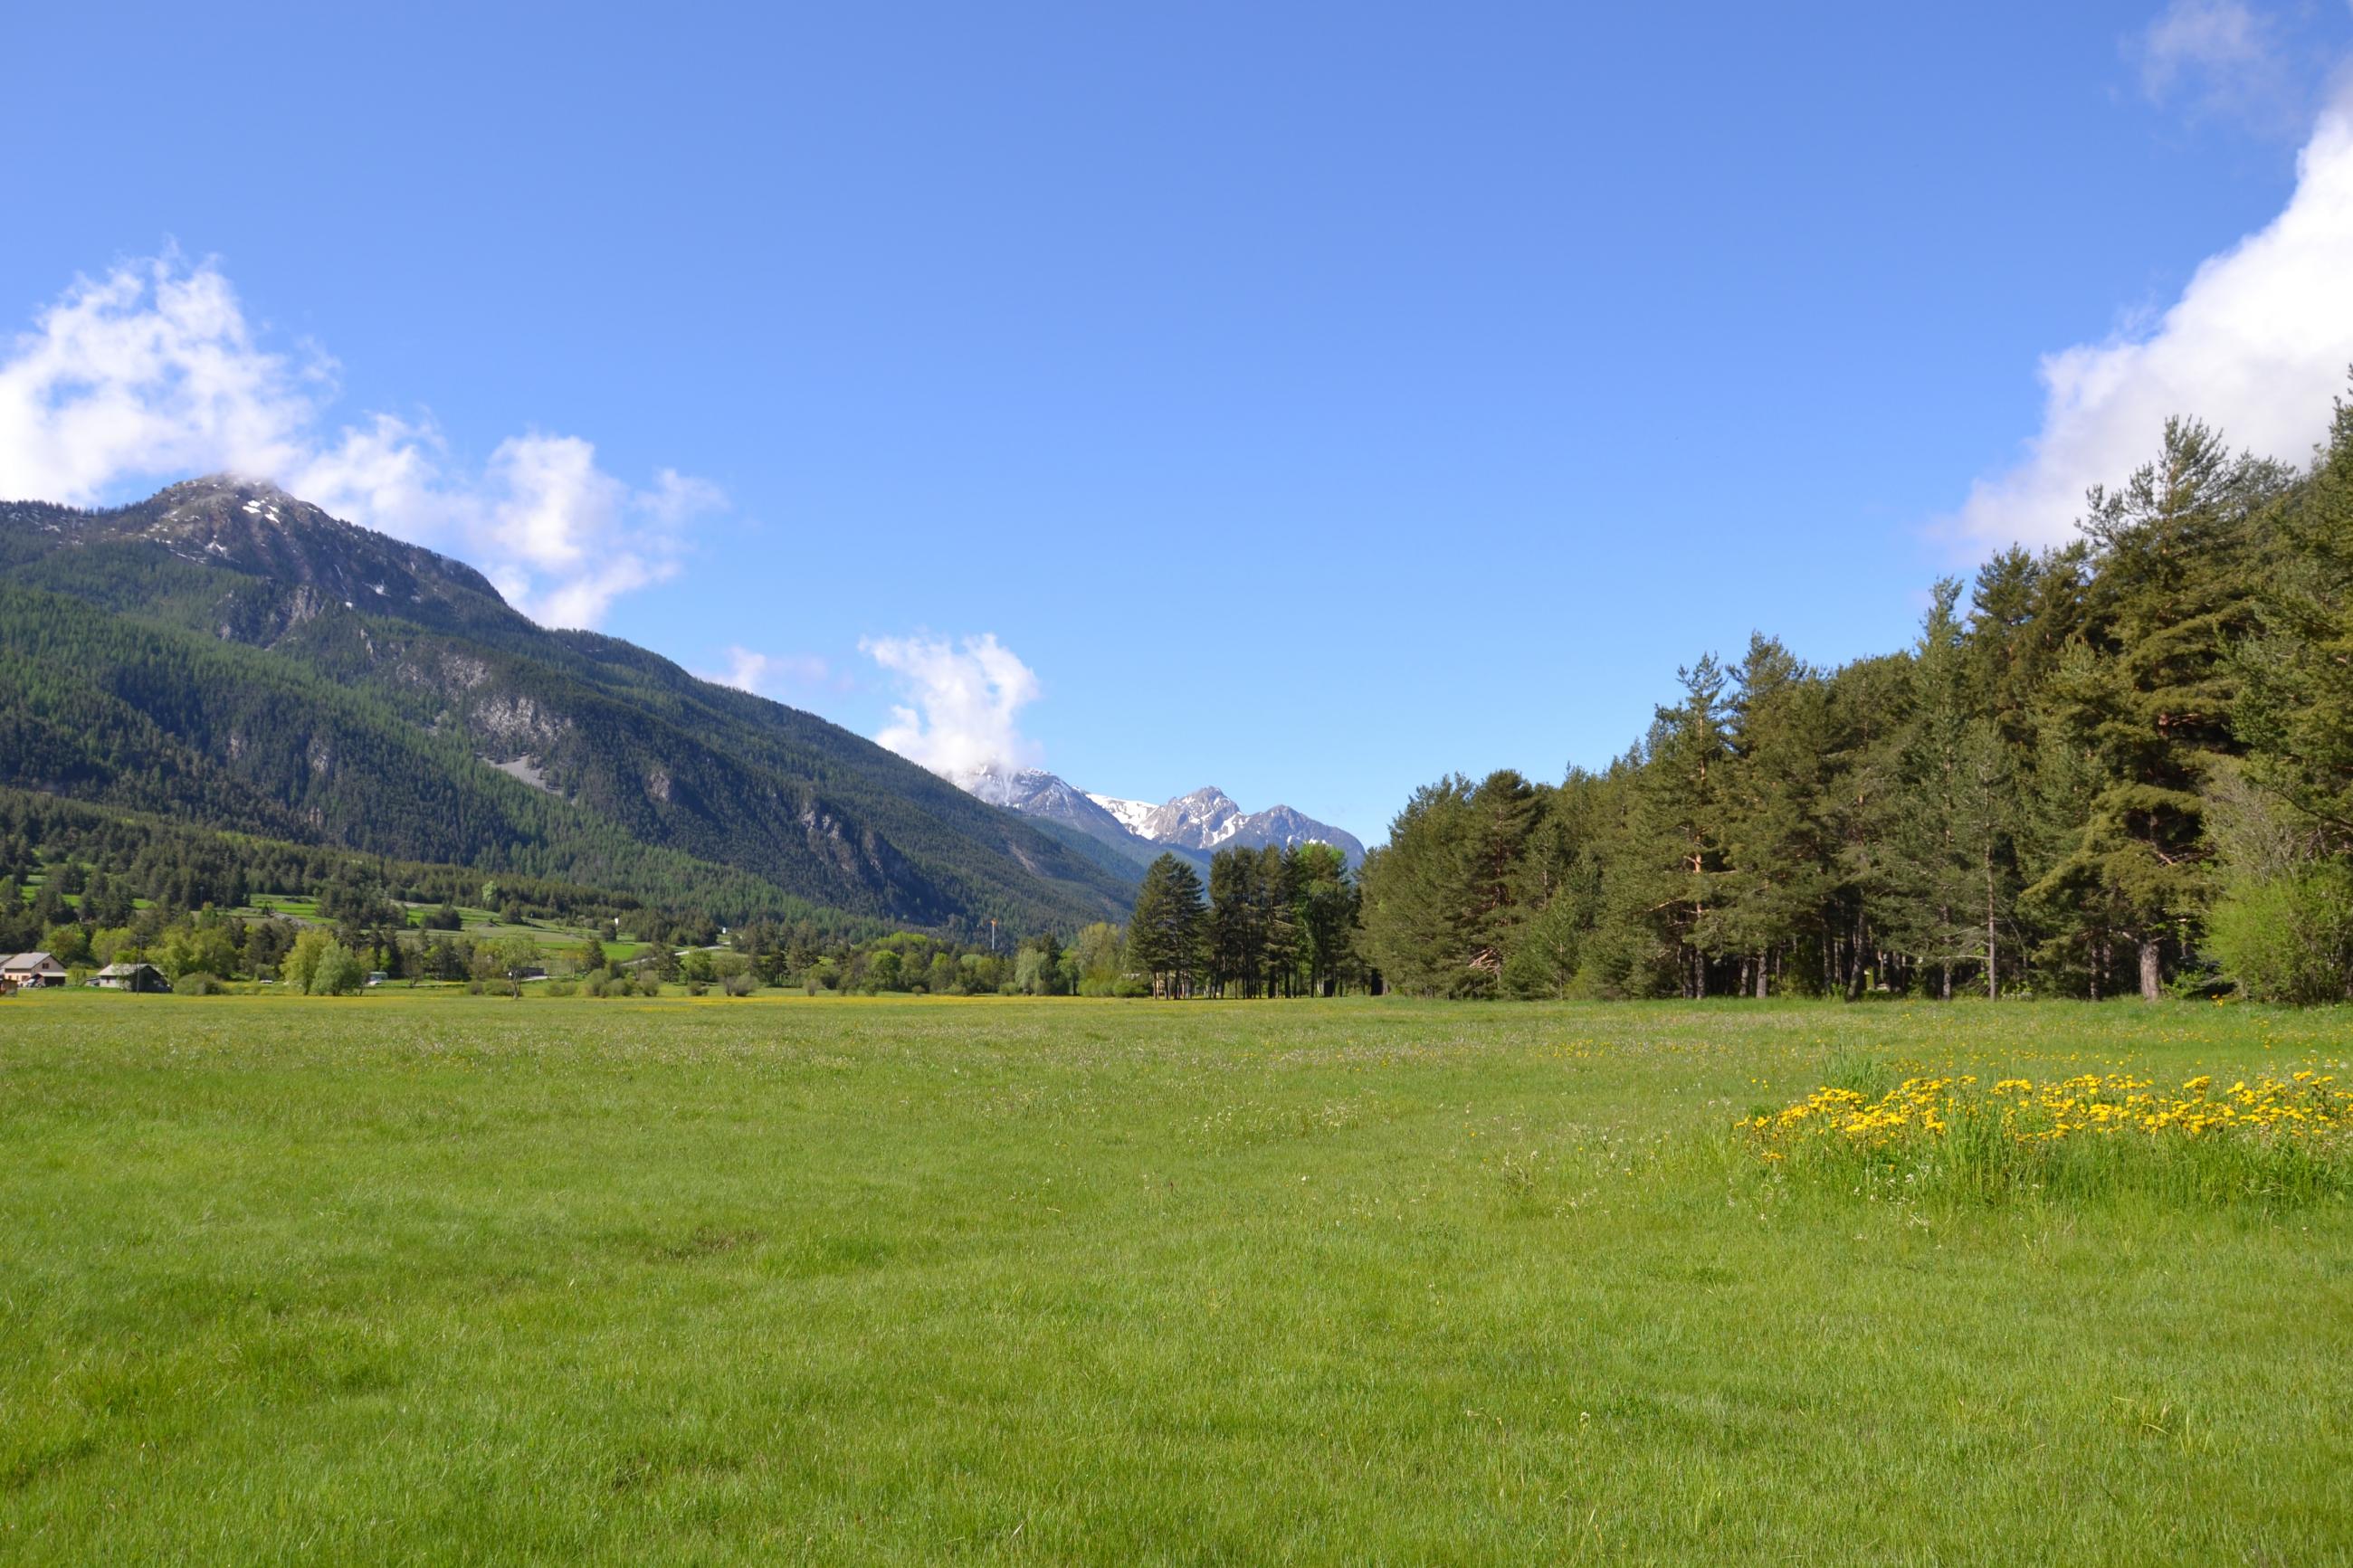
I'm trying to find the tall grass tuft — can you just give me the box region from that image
[1739,1071,2353,1206]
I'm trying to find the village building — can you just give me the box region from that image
[1,952,68,988]
[92,961,168,993]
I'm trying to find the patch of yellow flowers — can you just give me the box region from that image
[1744,1070,2353,1156]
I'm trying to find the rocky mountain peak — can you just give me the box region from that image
[5,475,519,636]
[967,767,1366,868]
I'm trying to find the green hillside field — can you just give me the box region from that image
[1,993,2346,1563]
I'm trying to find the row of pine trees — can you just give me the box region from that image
[1125,842,1364,998]
[1359,392,2353,1004]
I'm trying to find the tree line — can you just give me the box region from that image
[1359,392,2353,1004]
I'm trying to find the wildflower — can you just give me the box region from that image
[1739,1069,2352,1161]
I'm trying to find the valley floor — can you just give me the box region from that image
[1,993,2347,1563]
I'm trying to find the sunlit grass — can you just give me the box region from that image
[2,992,2348,1563]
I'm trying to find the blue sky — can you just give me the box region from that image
[5,2,2352,843]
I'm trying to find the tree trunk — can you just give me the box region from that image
[1985,854,1998,1001]
[1756,950,1768,1001]
[2139,938,2162,1002]
[1939,897,1952,1001]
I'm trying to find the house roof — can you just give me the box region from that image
[3,952,60,970]
[95,962,159,976]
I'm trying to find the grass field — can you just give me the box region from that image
[3,993,2348,1563]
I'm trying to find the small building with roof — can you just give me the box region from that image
[92,961,168,993]
[1,953,67,988]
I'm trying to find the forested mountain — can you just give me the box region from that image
[1361,394,2353,1004]
[0,783,804,944]
[0,477,1134,930]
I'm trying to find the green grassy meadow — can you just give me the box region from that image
[2,992,2348,1563]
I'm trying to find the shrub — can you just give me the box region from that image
[309,941,366,996]
[172,972,226,996]
[283,930,328,993]
[280,932,365,995]
[2206,868,2353,1004]
[1011,948,1048,996]
[721,972,757,997]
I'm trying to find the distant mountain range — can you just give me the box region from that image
[0,476,1136,930]
[951,763,1365,873]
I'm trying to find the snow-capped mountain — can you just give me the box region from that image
[1092,786,1367,864]
[1224,802,1367,863]
[952,765,1365,869]
[953,762,1138,842]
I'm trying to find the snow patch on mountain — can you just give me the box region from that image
[1086,794,1159,838]
[957,767,1364,867]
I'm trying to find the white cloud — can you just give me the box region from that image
[1950,90,2353,552]
[861,632,1043,775]
[0,253,721,629]
[701,645,832,697]
[0,255,324,502]
[2137,1,2293,123]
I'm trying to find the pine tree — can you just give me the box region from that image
[1720,635,1839,997]
[1127,853,1205,998]
[1460,771,1544,986]
[2242,387,2353,846]
[1891,582,1982,999]
[1257,845,1301,998]
[1206,848,1263,997]
[1286,842,1357,998]
[1358,777,1473,995]
[2031,418,2283,996]
[1953,719,2017,998]
[1626,658,1732,997]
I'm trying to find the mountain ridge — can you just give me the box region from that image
[0,476,1136,929]
[953,765,1365,869]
